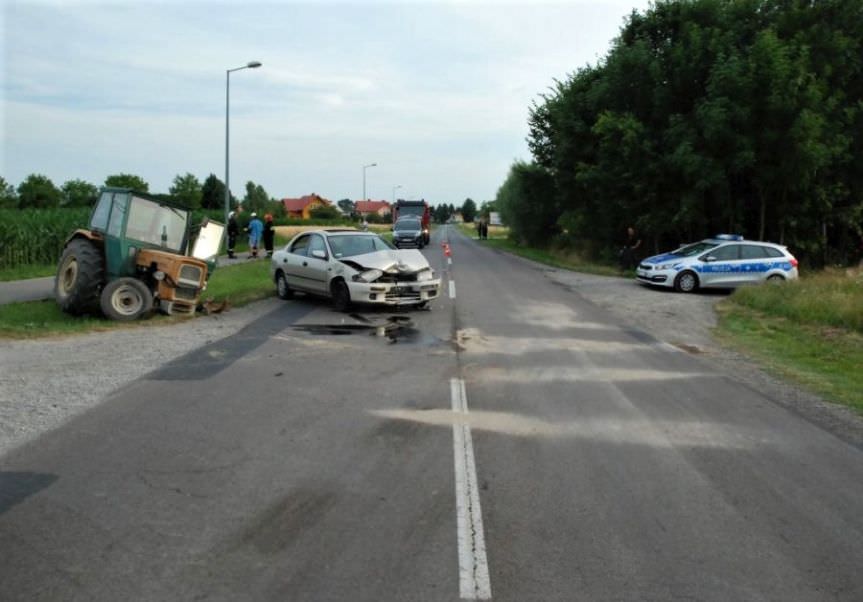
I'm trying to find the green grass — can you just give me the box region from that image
[0,260,276,339]
[203,258,275,306]
[715,303,863,414]
[0,263,56,281]
[715,269,863,413]
[724,269,863,333]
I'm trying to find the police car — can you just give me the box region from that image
[636,234,799,293]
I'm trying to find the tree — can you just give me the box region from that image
[61,179,98,207]
[169,173,202,209]
[461,198,478,223]
[201,174,227,210]
[0,176,17,208]
[337,199,356,216]
[242,181,270,214]
[105,173,149,192]
[496,161,559,246]
[17,174,62,209]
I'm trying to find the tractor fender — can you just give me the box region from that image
[63,229,104,248]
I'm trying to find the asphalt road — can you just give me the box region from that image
[1,226,861,601]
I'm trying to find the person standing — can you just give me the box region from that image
[620,226,642,270]
[227,211,239,259]
[247,213,263,259]
[263,213,275,258]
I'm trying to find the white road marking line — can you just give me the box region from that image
[450,378,492,600]
[448,257,453,266]
[449,280,456,299]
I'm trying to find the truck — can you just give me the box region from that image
[392,199,431,245]
[54,187,224,321]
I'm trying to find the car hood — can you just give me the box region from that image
[395,229,422,236]
[340,249,430,273]
[642,252,685,265]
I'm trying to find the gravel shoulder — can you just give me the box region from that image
[2,259,861,460]
[0,299,282,458]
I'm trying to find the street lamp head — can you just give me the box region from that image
[247,61,263,68]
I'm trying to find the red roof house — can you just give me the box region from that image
[281,194,332,219]
[355,200,391,217]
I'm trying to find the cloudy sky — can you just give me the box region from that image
[2,0,651,205]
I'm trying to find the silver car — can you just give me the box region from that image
[270,229,441,310]
[636,235,799,292]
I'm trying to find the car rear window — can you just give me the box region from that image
[741,245,771,260]
[764,246,785,258]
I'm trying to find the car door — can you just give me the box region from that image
[281,234,311,291]
[301,234,332,294]
[699,244,743,287]
[739,244,772,284]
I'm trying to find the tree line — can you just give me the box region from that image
[0,173,284,217]
[497,0,863,266]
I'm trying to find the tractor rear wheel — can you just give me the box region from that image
[55,238,105,315]
[100,278,154,321]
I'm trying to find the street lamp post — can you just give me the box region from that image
[225,61,262,226]
[392,184,402,204]
[362,162,377,203]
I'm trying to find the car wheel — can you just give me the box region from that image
[275,271,293,300]
[100,277,153,321]
[767,274,785,284]
[674,270,699,293]
[331,279,352,312]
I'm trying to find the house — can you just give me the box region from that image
[452,211,464,223]
[281,194,333,219]
[354,200,391,218]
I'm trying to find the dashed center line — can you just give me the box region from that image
[449,280,456,299]
[450,378,492,600]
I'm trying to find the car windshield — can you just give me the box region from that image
[328,234,395,258]
[395,219,421,231]
[674,241,719,257]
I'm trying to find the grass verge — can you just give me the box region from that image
[0,263,56,281]
[0,259,275,339]
[715,270,863,414]
[455,224,624,277]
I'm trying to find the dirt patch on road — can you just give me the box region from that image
[542,267,863,449]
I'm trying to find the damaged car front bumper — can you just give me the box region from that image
[346,277,441,305]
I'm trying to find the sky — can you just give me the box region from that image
[1,0,652,206]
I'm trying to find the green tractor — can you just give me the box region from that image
[55,187,225,321]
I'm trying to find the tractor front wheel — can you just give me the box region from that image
[100,278,154,321]
[55,238,105,315]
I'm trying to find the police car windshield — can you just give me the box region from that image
[675,241,719,257]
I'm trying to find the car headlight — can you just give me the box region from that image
[656,263,677,270]
[417,269,434,282]
[353,268,383,283]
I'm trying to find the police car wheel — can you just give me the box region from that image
[674,271,699,293]
[767,274,785,283]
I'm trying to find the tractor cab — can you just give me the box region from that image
[55,187,225,320]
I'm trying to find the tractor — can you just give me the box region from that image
[54,187,225,321]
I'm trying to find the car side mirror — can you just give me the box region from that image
[311,249,327,260]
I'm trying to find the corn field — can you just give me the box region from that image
[0,208,91,269]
